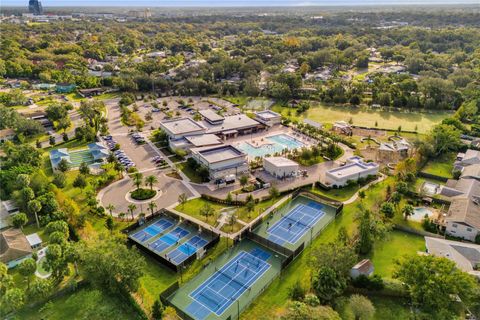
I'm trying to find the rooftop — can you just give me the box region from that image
[200,114,260,134]
[255,110,281,119]
[193,145,246,164]
[0,229,32,264]
[26,233,42,247]
[446,196,480,230]
[327,160,378,179]
[185,134,223,147]
[199,109,224,123]
[160,118,206,136]
[264,157,298,167]
[425,237,480,277]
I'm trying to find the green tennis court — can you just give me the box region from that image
[69,149,94,167]
[167,239,285,320]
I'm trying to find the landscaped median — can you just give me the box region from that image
[130,188,157,201]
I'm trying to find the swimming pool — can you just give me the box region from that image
[237,134,304,158]
[410,207,434,221]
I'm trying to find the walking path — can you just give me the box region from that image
[343,173,387,205]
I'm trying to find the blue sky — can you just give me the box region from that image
[2,0,479,6]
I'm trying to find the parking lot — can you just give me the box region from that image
[133,96,241,127]
[111,134,160,173]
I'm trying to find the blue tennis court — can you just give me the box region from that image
[166,236,209,265]
[149,227,190,253]
[131,219,174,243]
[186,249,271,318]
[267,202,325,245]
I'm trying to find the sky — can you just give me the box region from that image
[2,0,479,6]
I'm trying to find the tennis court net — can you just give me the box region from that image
[215,267,251,290]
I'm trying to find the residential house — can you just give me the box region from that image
[0,229,33,268]
[425,237,480,278]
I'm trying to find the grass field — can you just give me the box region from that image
[271,103,451,133]
[175,197,279,226]
[15,286,144,320]
[336,295,412,320]
[177,162,204,183]
[369,230,426,278]
[308,184,361,202]
[421,152,456,179]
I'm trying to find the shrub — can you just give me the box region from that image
[288,280,306,301]
[130,188,156,200]
[351,274,384,291]
[304,293,320,307]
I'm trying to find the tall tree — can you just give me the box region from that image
[394,255,480,319]
[27,199,42,228]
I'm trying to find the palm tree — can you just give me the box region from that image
[106,204,115,217]
[148,201,157,217]
[402,204,414,220]
[178,193,188,207]
[229,214,237,231]
[200,203,214,222]
[118,212,126,221]
[27,199,42,228]
[128,204,137,221]
[132,172,143,190]
[145,175,158,190]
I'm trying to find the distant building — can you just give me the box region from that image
[332,121,352,135]
[28,0,43,15]
[55,83,76,94]
[0,128,15,143]
[325,156,379,187]
[191,145,248,180]
[0,200,19,229]
[377,138,410,163]
[263,157,299,179]
[0,229,33,269]
[350,259,374,279]
[455,149,480,170]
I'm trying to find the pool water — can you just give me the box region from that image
[410,207,434,221]
[238,134,304,158]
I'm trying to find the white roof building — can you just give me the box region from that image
[159,118,207,140]
[325,157,379,187]
[255,110,282,127]
[191,145,248,180]
[26,233,42,249]
[263,157,299,179]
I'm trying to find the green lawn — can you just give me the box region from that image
[336,295,412,320]
[177,162,204,183]
[369,230,426,278]
[175,197,280,226]
[308,184,361,202]
[421,152,456,179]
[243,177,396,319]
[271,103,451,133]
[15,286,144,320]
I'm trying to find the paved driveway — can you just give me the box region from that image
[99,172,193,218]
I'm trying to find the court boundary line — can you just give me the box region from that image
[267,203,326,244]
[188,250,271,316]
